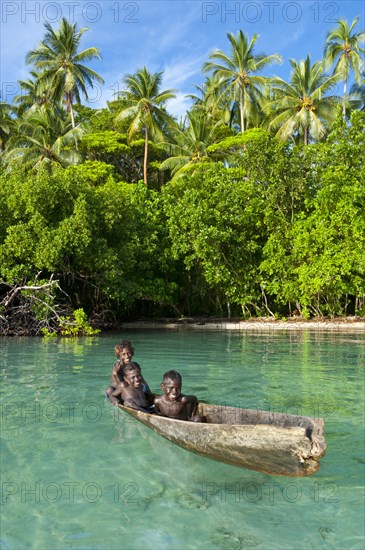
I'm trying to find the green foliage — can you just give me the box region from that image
[163,163,266,313]
[21,279,57,320]
[4,107,82,172]
[0,162,179,319]
[74,102,132,133]
[79,131,165,184]
[207,128,274,165]
[58,308,100,336]
[260,111,365,316]
[41,328,58,338]
[208,127,270,151]
[81,131,129,155]
[25,18,104,128]
[65,160,115,185]
[159,111,226,180]
[2,19,365,326]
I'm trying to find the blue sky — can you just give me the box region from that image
[1,0,364,118]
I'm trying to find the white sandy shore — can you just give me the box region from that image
[121,318,365,332]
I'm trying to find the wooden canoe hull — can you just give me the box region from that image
[117,402,326,477]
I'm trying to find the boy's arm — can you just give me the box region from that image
[141,376,151,393]
[123,389,152,412]
[183,395,198,418]
[108,385,122,405]
[120,386,145,410]
[153,396,163,415]
[145,389,155,406]
[110,360,121,386]
[111,386,142,410]
[123,398,148,411]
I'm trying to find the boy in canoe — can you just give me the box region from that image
[154,370,205,422]
[106,340,150,401]
[110,361,154,411]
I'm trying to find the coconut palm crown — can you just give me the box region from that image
[4,108,83,172]
[159,111,223,180]
[202,30,282,133]
[0,102,13,151]
[25,18,104,128]
[187,75,232,125]
[349,71,365,112]
[14,71,59,116]
[324,17,365,117]
[265,55,340,145]
[115,67,176,185]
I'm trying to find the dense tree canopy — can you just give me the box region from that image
[0,18,364,334]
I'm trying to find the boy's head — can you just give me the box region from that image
[122,361,141,388]
[161,370,182,401]
[114,340,134,364]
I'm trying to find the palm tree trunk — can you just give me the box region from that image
[66,93,76,129]
[240,95,245,133]
[304,127,308,146]
[144,127,148,186]
[70,104,76,129]
[343,78,347,118]
[66,93,78,150]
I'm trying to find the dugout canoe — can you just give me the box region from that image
[117,402,326,477]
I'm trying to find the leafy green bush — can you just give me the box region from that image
[59,308,100,336]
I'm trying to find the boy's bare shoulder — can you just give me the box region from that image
[181,394,197,404]
[120,384,132,395]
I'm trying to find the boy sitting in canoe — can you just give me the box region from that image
[154,370,206,422]
[106,340,150,402]
[111,361,154,411]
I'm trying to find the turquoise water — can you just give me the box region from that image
[1,329,364,550]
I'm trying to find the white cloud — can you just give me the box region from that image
[166,93,192,120]
[162,54,206,89]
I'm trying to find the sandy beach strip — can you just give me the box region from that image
[121,318,365,332]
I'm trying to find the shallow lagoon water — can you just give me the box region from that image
[1,329,364,549]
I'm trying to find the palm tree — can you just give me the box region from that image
[4,108,82,171]
[265,55,340,145]
[324,17,365,117]
[188,75,232,125]
[202,30,282,133]
[25,18,104,128]
[115,67,175,185]
[349,71,365,111]
[14,71,55,115]
[0,102,13,151]
[159,111,222,180]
